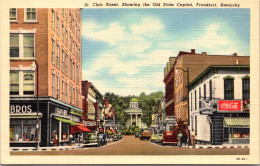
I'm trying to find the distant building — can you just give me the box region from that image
[123,98,147,129]
[188,65,250,145]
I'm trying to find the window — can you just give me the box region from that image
[69,59,72,79]
[72,62,75,81]
[242,78,250,100]
[10,72,19,95]
[65,54,68,75]
[10,71,35,96]
[23,72,34,95]
[195,90,197,110]
[56,16,60,35]
[209,80,212,100]
[76,65,78,84]
[72,88,75,105]
[204,84,206,99]
[52,9,55,29]
[23,34,34,58]
[56,44,60,68]
[57,75,60,99]
[65,29,68,45]
[25,8,36,21]
[62,50,65,73]
[224,78,234,100]
[62,78,65,101]
[199,87,202,108]
[52,71,55,98]
[10,8,17,20]
[10,34,19,57]
[62,24,65,41]
[195,116,197,135]
[190,93,192,112]
[10,33,35,58]
[52,39,55,64]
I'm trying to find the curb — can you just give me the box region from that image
[184,145,250,149]
[10,146,82,152]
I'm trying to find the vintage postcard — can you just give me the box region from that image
[0,0,259,164]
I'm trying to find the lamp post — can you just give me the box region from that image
[176,67,189,132]
[33,61,40,149]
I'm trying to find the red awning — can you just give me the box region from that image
[70,125,91,134]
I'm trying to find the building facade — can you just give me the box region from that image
[165,49,250,134]
[188,65,250,145]
[9,8,82,147]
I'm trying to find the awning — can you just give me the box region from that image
[223,117,250,128]
[70,125,91,134]
[54,117,77,126]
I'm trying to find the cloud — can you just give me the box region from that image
[131,18,164,35]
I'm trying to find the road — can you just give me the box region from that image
[11,135,249,155]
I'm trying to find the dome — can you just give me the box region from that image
[130,97,139,102]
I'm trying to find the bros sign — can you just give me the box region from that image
[218,100,242,112]
[10,105,33,114]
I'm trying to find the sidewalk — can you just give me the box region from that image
[181,143,250,149]
[10,144,82,152]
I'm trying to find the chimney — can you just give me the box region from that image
[191,49,195,54]
[202,52,207,56]
[234,53,237,56]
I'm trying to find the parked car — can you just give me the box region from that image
[162,131,178,146]
[140,130,151,140]
[83,133,100,147]
[150,134,157,142]
[113,133,119,141]
[118,132,122,140]
[155,134,163,143]
[135,132,140,138]
[99,133,107,146]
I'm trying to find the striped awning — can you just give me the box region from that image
[223,117,250,128]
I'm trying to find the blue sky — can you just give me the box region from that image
[81,9,250,96]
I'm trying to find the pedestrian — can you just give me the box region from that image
[181,131,188,146]
[69,133,73,146]
[190,129,196,146]
[52,131,58,146]
[177,131,183,147]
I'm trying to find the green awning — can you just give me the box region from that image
[54,117,77,126]
[70,111,82,117]
[223,117,250,128]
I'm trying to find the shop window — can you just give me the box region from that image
[62,123,69,141]
[51,118,59,143]
[224,77,234,100]
[10,119,38,142]
[23,71,34,95]
[10,8,17,21]
[242,78,250,100]
[10,72,19,95]
[25,8,37,21]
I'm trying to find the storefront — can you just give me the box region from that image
[10,97,84,147]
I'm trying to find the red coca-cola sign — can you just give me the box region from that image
[218,100,242,112]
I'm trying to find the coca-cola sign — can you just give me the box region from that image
[218,100,242,112]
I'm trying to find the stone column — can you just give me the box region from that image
[136,114,138,127]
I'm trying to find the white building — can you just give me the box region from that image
[189,65,250,145]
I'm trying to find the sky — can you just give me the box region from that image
[81,9,250,96]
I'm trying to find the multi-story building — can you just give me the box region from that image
[188,65,250,145]
[82,80,103,132]
[164,49,250,133]
[9,8,82,147]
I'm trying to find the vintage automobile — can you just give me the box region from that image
[99,133,107,146]
[150,134,157,142]
[118,132,122,140]
[140,130,151,140]
[113,133,119,141]
[83,133,100,147]
[155,134,163,143]
[162,131,178,146]
[135,132,140,138]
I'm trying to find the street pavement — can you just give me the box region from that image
[11,135,249,155]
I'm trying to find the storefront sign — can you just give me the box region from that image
[55,107,68,117]
[10,105,32,114]
[218,100,242,112]
[85,121,97,126]
[165,116,176,124]
[69,115,80,122]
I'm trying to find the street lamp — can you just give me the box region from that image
[176,67,189,131]
[32,61,40,149]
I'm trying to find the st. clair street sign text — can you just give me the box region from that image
[217,100,242,112]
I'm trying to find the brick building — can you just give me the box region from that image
[9,8,82,147]
[164,49,250,133]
